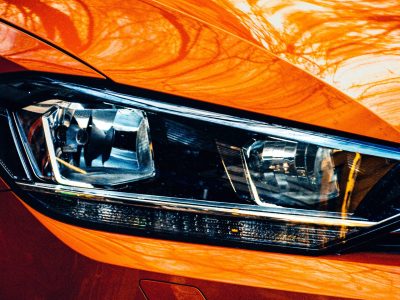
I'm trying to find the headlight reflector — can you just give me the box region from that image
[19,101,154,187]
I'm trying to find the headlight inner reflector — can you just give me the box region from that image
[19,100,154,187]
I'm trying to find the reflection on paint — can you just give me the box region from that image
[1,0,399,142]
[206,0,400,131]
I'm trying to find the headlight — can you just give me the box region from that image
[19,100,154,187]
[1,74,399,254]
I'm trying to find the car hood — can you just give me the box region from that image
[1,0,400,142]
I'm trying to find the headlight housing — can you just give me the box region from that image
[19,100,154,187]
[1,73,399,254]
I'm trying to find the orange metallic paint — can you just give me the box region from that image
[1,0,400,142]
[110,0,400,135]
[0,192,343,299]
[19,196,400,299]
[1,1,400,298]
[0,22,102,78]
[205,0,400,133]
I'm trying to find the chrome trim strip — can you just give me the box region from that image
[8,112,32,180]
[12,112,38,179]
[17,182,377,228]
[55,81,400,160]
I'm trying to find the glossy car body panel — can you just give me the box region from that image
[0,22,103,78]
[150,0,400,133]
[1,1,399,299]
[16,193,400,299]
[0,191,342,300]
[1,0,400,142]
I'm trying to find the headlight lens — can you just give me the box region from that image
[1,75,399,253]
[18,101,154,187]
[221,140,341,208]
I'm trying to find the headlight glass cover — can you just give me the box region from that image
[1,75,400,254]
[19,101,154,187]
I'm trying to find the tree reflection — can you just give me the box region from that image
[1,0,399,140]
[220,0,400,128]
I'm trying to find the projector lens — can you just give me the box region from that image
[18,100,154,188]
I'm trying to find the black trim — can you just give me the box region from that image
[17,188,328,255]
[10,184,400,256]
[363,232,400,253]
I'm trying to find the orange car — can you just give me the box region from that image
[1,1,399,299]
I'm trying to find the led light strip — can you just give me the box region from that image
[17,182,377,228]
